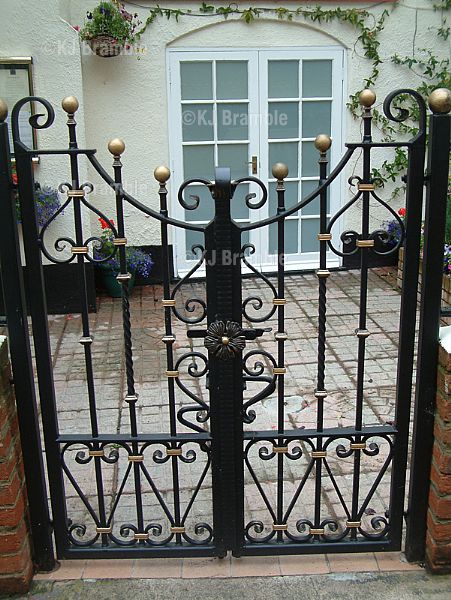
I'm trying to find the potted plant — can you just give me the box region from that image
[13,165,62,228]
[94,217,153,297]
[77,1,141,57]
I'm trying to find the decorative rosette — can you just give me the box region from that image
[204,320,245,360]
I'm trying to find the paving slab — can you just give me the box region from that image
[9,572,451,600]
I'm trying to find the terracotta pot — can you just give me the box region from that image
[87,35,123,57]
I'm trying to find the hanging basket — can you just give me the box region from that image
[86,35,123,57]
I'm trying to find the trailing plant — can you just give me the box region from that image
[12,166,62,229]
[95,217,153,277]
[78,1,141,46]
[129,2,448,198]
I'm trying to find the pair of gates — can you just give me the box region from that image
[0,88,449,567]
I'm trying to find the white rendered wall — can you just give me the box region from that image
[0,1,449,252]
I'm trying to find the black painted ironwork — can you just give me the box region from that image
[0,88,448,563]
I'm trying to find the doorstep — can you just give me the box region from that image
[33,552,423,581]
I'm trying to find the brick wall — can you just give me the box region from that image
[0,337,33,594]
[426,337,451,573]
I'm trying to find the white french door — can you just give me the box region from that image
[168,48,345,276]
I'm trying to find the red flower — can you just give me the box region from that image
[99,217,114,230]
[398,207,406,217]
[11,173,18,185]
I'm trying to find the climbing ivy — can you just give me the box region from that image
[131,2,449,196]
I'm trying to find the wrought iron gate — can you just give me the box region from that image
[0,88,449,564]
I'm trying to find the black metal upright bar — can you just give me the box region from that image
[206,167,244,557]
[0,101,55,570]
[388,90,427,550]
[405,92,451,562]
[11,97,69,556]
[314,135,331,537]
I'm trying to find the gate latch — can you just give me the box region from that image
[188,321,271,361]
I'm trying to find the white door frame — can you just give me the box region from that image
[167,46,346,277]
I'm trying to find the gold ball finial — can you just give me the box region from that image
[428,88,451,115]
[314,134,332,153]
[61,96,79,114]
[108,138,125,156]
[272,162,289,180]
[359,89,376,108]
[154,165,171,184]
[0,98,8,123]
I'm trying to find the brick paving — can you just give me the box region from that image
[42,268,408,547]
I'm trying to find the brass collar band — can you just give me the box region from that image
[166,448,182,456]
[346,521,361,528]
[125,394,139,403]
[272,523,288,531]
[165,370,179,378]
[314,390,328,399]
[356,329,371,338]
[89,450,104,457]
[162,299,176,307]
[310,528,325,535]
[274,332,288,341]
[134,532,149,540]
[96,526,112,534]
[272,445,288,454]
[273,298,287,305]
[311,451,327,458]
[79,336,93,345]
[170,526,185,534]
[116,273,131,282]
[128,455,144,462]
[71,246,88,254]
[316,269,330,279]
[113,238,127,246]
[358,183,375,191]
[356,240,375,248]
[350,442,366,450]
[162,335,176,343]
[318,233,332,241]
[273,367,286,375]
[67,189,85,198]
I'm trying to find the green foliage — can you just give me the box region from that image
[446,199,451,245]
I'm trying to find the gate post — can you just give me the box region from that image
[0,100,55,570]
[405,88,451,562]
[205,168,244,557]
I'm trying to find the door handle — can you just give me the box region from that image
[248,156,258,175]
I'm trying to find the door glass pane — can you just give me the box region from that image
[302,60,332,98]
[231,183,250,220]
[268,102,299,139]
[269,219,299,255]
[269,181,299,215]
[302,101,331,138]
[185,229,205,260]
[183,145,214,180]
[301,142,319,177]
[181,62,213,100]
[218,144,249,179]
[183,185,214,222]
[301,218,320,252]
[217,61,248,99]
[217,103,248,140]
[301,179,330,215]
[268,60,299,98]
[269,142,298,178]
[182,104,213,141]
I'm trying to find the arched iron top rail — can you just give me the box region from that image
[11,89,427,234]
